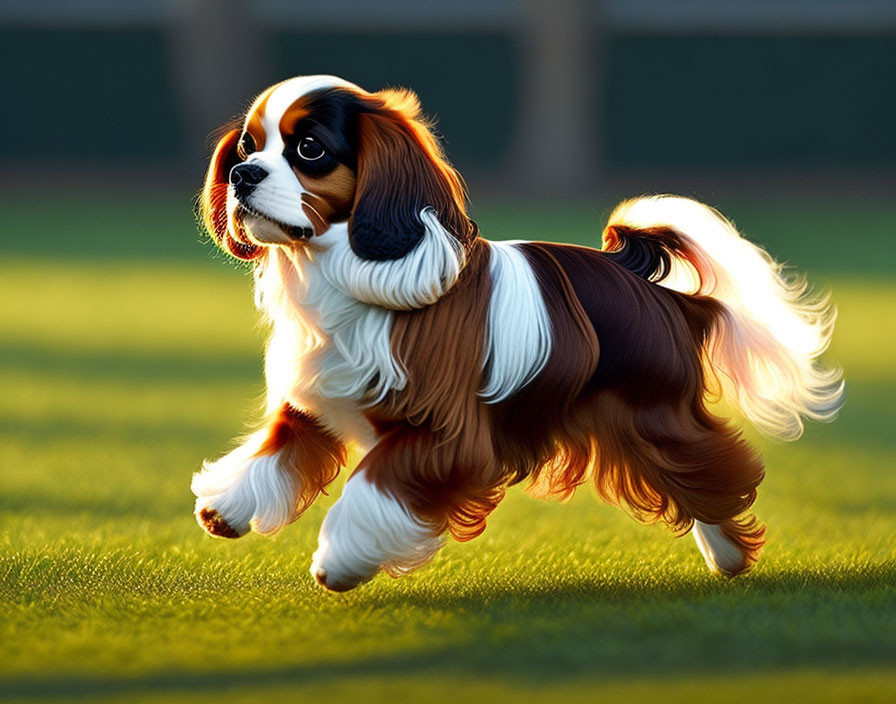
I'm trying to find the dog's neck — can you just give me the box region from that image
[252,215,467,401]
[254,235,404,409]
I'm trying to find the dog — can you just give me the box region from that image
[192,75,843,591]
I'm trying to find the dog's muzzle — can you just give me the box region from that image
[230,163,268,198]
[229,163,314,240]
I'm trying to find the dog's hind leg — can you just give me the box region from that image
[192,403,346,538]
[691,520,755,577]
[589,392,766,576]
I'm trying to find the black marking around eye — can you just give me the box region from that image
[281,88,367,171]
[284,136,339,178]
[297,136,325,161]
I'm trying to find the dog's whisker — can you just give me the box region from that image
[301,199,325,224]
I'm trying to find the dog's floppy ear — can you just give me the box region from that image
[199,127,263,261]
[349,90,476,261]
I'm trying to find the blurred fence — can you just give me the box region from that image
[1,0,895,193]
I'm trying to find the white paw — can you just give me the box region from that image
[310,471,442,591]
[692,520,746,577]
[192,442,299,538]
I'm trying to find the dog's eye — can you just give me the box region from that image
[297,136,325,161]
[237,132,256,159]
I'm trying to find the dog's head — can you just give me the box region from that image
[200,75,477,267]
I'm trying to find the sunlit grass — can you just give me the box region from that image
[0,195,894,702]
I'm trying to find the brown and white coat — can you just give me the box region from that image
[192,76,843,591]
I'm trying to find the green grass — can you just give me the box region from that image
[0,193,894,703]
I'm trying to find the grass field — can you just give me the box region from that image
[1,192,894,703]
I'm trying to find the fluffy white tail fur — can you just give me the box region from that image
[606,195,844,439]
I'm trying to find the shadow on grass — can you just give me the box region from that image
[0,341,258,385]
[0,414,233,448]
[1,562,893,700]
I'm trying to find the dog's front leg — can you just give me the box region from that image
[192,403,346,538]
[309,467,444,591]
[309,424,502,591]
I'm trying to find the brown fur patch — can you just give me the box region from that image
[363,240,500,539]
[718,517,766,574]
[491,243,601,498]
[293,164,357,236]
[257,404,348,517]
[278,97,311,143]
[199,128,262,261]
[384,240,491,436]
[198,508,241,539]
[585,391,764,530]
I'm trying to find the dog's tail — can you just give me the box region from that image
[602,195,844,440]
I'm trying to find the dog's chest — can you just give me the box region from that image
[261,252,404,444]
[302,261,403,398]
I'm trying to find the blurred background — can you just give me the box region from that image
[3,0,896,198]
[1,2,894,702]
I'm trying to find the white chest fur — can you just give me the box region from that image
[254,216,466,437]
[255,247,397,448]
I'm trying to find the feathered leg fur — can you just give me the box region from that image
[192,404,346,538]
[584,391,766,575]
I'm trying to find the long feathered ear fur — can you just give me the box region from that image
[198,127,263,261]
[349,89,477,261]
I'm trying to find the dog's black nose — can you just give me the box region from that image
[229,163,268,193]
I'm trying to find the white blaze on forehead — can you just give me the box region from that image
[251,75,361,152]
[234,75,362,235]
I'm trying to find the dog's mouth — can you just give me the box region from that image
[236,203,314,241]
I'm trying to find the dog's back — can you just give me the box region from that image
[518,241,720,400]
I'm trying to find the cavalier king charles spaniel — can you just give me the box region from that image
[192,75,843,591]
